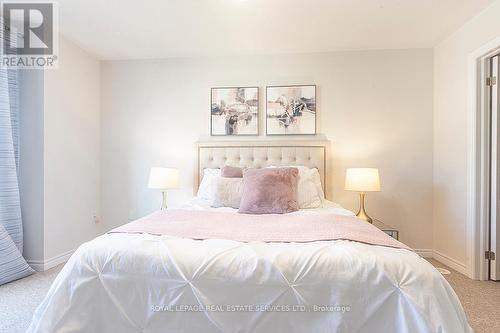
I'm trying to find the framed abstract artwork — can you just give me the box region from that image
[266,85,316,135]
[210,87,259,136]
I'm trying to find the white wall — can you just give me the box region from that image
[19,69,45,262]
[42,37,103,261]
[15,0,500,270]
[434,0,500,269]
[101,49,434,250]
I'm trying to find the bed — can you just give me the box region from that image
[27,141,472,333]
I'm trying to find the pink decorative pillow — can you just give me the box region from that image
[239,167,299,214]
[221,166,243,178]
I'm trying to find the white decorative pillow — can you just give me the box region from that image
[309,168,325,201]
[197,168,221,200]
[296,168,323,209]
[268,165,324,208]
[210,177,243,209]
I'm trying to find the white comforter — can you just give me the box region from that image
[28,200,472,333]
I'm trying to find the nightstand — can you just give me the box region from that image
[372,219,399,240]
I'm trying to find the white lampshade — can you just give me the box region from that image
[345,168,381,192]
[148,167,179,190]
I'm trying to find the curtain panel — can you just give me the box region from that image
[0,23,34,284]
[0,26,22,253]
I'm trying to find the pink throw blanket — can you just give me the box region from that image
[109,210,410,250]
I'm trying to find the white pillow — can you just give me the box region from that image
[295,167,323,208]
[210,177,243,209]
[197,168,221,200]
[267,165,324,208]
[309,168,325,201]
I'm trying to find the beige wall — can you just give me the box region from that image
[434,0,500,268]
[101,49,434,250]
[43,37,103,260]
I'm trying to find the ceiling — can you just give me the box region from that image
[58,0,495,60]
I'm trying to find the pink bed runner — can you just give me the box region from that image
[109,210,410,250]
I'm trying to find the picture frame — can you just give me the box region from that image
[210,86,259,136]
[266,85,316,135]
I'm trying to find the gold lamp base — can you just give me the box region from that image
[161,191,168,210]
[356,192,373,223]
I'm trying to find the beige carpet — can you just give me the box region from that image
[0,264,63,333]
[0,260,498,333]
[426,259,500,333]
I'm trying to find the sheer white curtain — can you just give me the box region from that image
[0,24,33,284]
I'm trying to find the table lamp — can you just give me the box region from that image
[148,167,179,210]
[344,168,381,223]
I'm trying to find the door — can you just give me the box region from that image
[490,54,500,280]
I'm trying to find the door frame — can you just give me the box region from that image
[467,36,500,280]
[490,55,499,280]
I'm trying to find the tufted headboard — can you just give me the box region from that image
[195,140,330,197]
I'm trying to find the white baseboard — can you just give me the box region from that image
[414,248,434,258]
[432,250,468,276]
[414,248,468,276]
[27,249,75,271]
